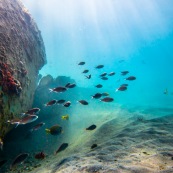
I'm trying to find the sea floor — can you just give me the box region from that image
[1,106,173,173]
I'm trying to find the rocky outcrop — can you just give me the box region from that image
[0,0,46,141]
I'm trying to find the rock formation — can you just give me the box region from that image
[0,0,46,142]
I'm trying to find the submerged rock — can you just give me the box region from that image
[0,0,46,139]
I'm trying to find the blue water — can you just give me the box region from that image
[21,0,173,107]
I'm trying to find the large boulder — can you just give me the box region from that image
[0,0,46,142]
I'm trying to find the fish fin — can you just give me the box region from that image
[15,122,20,128]
[45,129,50,134]
[20,113,26,117]
[49,88,53,92]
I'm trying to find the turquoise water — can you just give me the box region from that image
[21,0,173,108]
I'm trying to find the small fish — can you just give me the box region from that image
[82,70,89,73]
[95,65,104,69]
[85,74,91,79]
[100,97,114,102]
[0,138,3,150]
[78,62,85,65]
[21,107,40,116]
[45,125,63,136]
[56,143,68,154]
[8,115,38,128]
[61,115,69,120]
[10,153,29,169]
[86,124,96,130]
[121,71,129,76]
[101,77,108,80]
[78,100,89,105]
[102,92,109,96]
[44,99,57,106]
[35,152,45,160]
[30,122,45,132]
[49,86,67,93]
[66,83,76,88]
[116,86,127,91]
[164,89,168,95]
[125,76,136,81]
[100,72,107,77]
[91,144,97,149]
[57,99,66,104]
[0,160,7,168]
[108,72,115,76]
[92,93,102,99]
[95,84,103,88]
[121,84,128,87]
[63,101,71,107]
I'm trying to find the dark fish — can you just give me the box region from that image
[10,153,29,169]
[102,92,109,96]
[45,125,63,135]
[21,108,40,116]
[101,77,108,80]
[63,101,71,107]
[56,143,68,154]
[85,74,91,79]
[49,86,67,93]
[121,84,128,87]
[100,72,107,77]
[92,93,102,99]
[45,99,57,106]
[35,152,45,160]
[95,65,104,69]
[126,76,136,80]
[65,83,71,87]
[100,97,114,102]
[95,84,103,88]
[116,86,127,91]
[82,70,89,73]
[121,71,129,76]
[0,160,7,168]
[78,62,85,65]
[108,72,115,76]
[66,83,76,88]
[57,99,66,104]
[91,144,97,149]
[86,124,96,130]
[30,122,45,132]
[78,100,89,105]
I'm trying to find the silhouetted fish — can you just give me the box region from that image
[30,122,45,132]
[91,144,97,149]
[49,87,67,93]
[95,84,103,88]
[56,143,68,154]
[100,72,107,77]
[86,124,96,130]
[66,83,76,88]
[100,97,114,102]
[125,76,136,80]
[121,71,129,76]
[45,99,57,106]
[57,99,66,104]
[63,101,71,107]
[108,72,115,76]
[78,62,85,65]
[45,125,63,135]
[116,86,127,91]
[78,100,89,105]
[85,74,91,79]
[101,77,108,80]
[82,70,89,73]
[92,93,102,99]
[0,160,7,168]
[10,153,29,169]
[21,108,40,116]
[95,65,104,69]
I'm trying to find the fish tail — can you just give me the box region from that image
[15,122,20,128]
[49,88,53,92]
[20,113,25,117]
[45,129,50,134]
[115,89,118,92]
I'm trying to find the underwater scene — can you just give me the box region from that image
[0,0,173,172]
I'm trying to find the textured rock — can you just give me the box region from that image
[0,0,46,140]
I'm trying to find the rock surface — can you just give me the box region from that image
[0,0,46,140]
